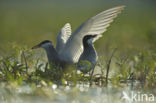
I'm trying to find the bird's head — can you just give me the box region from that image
[83,35,97,45]
[32,40,52,49]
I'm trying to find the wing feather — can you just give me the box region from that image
[60,6,125,63]
[56,23,72,53]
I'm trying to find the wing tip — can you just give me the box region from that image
[117,5,126,11]
[116,5,126,9]
[65,23,71,27]
[109,5,126,13]
[111,5,126,17]
[119,5,126,8]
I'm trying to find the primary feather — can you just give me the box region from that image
[59,6,125,63]
[56,23,72,53]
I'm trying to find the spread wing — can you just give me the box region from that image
[60,6,125,63]
[56,23,72,53]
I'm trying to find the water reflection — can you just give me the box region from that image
[0,82,155,103]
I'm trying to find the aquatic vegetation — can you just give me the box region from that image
[0,1,156,102]
[0,46,155,103]
[0,45,155,89]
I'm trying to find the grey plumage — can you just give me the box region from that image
[59,6,125,64]
[43,44,60,65]
[32,6,125,72]
[78,35,98,73]
[56,23,72,54]
[32,40,60,65]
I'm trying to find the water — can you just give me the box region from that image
[0,0,156,103]
[0,82,155,103]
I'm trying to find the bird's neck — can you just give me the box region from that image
[80,41,97,62]
[44,45,60,64]
[83,43,96,58]
[83,39,92,48]
[83,40,96,58]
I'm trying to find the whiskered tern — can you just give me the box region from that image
[32,6,125,72]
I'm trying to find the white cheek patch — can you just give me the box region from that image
[41,42,52,48]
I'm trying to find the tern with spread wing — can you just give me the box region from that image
[32,6,125,72]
